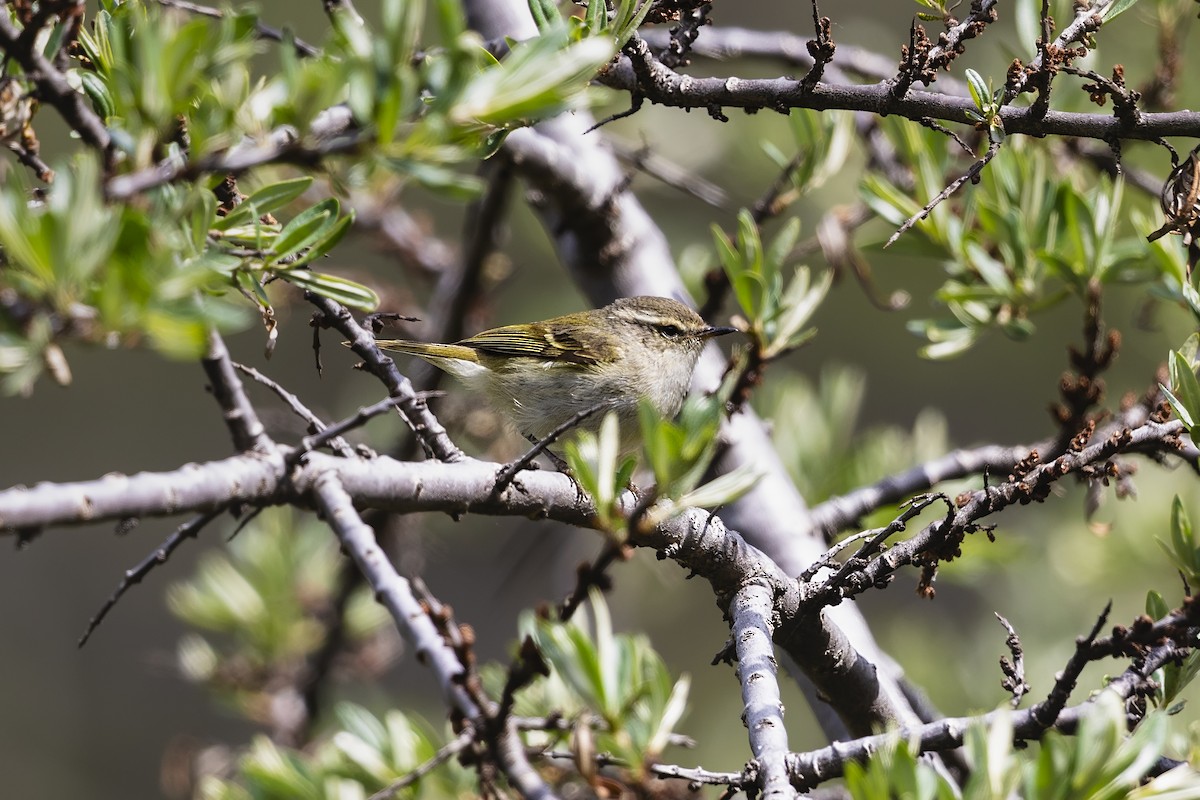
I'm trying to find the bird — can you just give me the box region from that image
[371,295,736,446]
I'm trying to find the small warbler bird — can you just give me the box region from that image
[373,296,736,445]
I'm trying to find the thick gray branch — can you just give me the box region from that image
[732,583,794,799]
[600,46,1199,141]
[311,474,559,800]
[312,472,483,720]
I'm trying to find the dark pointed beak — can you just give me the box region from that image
[701,325,739,339]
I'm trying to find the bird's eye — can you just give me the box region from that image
[656,323,685,337]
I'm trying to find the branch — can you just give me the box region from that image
[885,138,1002,248]
[890,0,999,98]
[638,26,910,86]
[77,508,224,647]
[309,293,464,463]
[805,419,1188,607]
[201,331,273,453]
[731,582,795,799]
[599,45,1200,141]
[105,106,359,201]
[0,446,902,737]
[1004,0,1115,103]
[0,11,112,158]
[309,473,564,800]
[309,474,483,726]
[786,640,1186,788]
[805,441,1037,540]
[233,362,356,458]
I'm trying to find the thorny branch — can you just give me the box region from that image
[312,473,560,800]
[785,635,1193,789]
[805,419,1188,606]
[601,42,1200,142]
[890,0,999,98]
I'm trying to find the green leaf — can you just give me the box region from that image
[1102,0,1142,20]
[965,68,989,111]
[453,36,614,126]
[1168,350,1200,431]
[680,465,761,508]
[213,178,314,231]
[1145,590,1170,621]
[585,0,606,35]
[290,211,354,267]
[765,218,801,274]
[1161,385,1194,430]
[76,69,115,120]
[527,0,559,33]
[268,199,340,259]
[275,269,380,310]
[1180,333,1200,366]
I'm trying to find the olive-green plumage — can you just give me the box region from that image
[373,296,735,445]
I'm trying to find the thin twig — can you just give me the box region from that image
[885,139,1002,248]
[233,362,355,457]
[995,612,1029,708]
[202,331,273,453]
[78,509,224,647]
[295,392,442,461]
[367,730,475,800]
[310,293,464,463]
[492,400,615,495]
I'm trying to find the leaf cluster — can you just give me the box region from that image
[846,695,1200,800]
[863,124,1160,358]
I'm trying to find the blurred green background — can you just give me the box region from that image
[3,0,1200,797]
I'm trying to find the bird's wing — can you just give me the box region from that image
[459,323,608,366]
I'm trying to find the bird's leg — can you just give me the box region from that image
[526,434,571,472]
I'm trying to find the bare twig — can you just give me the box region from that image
[202,331,273,453]
[78,509,224,647]
[233,362,355,457]
[599,49,1200,141]
[885,139,1002,248]
[492,400,615,495]
[891,0,1000,98]
[995,613,1029,708]
[799,2,835,94]
[367,731,475,800]
[105,107,360,200]
[310,292,464,463]
[787,639,1186,788]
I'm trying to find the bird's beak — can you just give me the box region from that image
[701,325,739,339]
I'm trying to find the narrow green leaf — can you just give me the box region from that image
[585,0,606,34]
[1161,385,1195,430]
[765,218,801,273]
[1102,0,1142,21]
[1145,590,1169,622]
[276,269,380,311]
[675,465,761,511]
[965,68,989,111]
[290,212,354,267]
[212,178,314,231]
[1169,351,1200,429]
[268,199,339,259]
[527,0,558,33]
